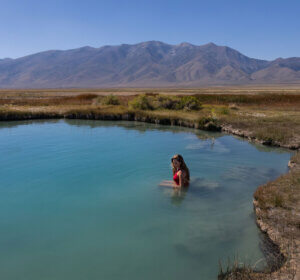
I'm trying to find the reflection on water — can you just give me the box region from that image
[221,165,281,183]
[170,186,189,206]
[186,138,229,153]
[0,119,294,155]
[191,177,220,189]
[0,119,293,280]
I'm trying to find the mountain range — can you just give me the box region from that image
[0,41,299,88]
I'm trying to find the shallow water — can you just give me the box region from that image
[0,119,292,280]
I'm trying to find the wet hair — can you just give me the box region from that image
[171,154,190,181]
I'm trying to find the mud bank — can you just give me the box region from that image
[221,125,300,150]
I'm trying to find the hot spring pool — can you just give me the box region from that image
[0,119,292,280]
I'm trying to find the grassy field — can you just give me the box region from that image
[0,88,299,148]
[1,86,300,97]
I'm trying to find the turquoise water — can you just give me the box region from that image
[0,119,292,280]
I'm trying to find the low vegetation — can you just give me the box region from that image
[254,152,300,211]
[1,90,298,148]
[101,94,120,105]
[128,94,202,111]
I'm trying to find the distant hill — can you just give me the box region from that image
[0,41,299,88]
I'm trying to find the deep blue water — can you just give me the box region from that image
[0,119,292,280]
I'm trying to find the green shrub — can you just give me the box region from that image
[152,95,179,110]
[102,94,120,105]
[128,94,202,111]
[176,96,202,111]
[128,94,153,110]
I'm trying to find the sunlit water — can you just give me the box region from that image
[0,119,292,280]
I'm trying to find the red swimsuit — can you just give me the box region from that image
[173,169,181,185]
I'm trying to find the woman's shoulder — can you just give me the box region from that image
[177,169,184,176]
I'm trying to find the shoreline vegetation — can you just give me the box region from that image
[0,88,299,279]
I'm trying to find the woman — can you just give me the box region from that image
[159,154,190,188]
[171,154,190,187]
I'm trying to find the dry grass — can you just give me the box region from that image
[254,152,300,211]
[0,90,299,148]
[192,93,300,106]
[217,108,300,146]
[1,86,300,96]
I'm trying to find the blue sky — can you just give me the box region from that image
[1,0,299,60]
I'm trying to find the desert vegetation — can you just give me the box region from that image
[0,88,299,148]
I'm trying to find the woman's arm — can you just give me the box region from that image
[158,180,177,187]
[178,171,183,187]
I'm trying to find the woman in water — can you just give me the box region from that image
[159,154,190,188]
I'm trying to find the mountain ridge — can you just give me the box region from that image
[0,41,299,88]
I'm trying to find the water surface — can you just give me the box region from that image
[0,120,292,280]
